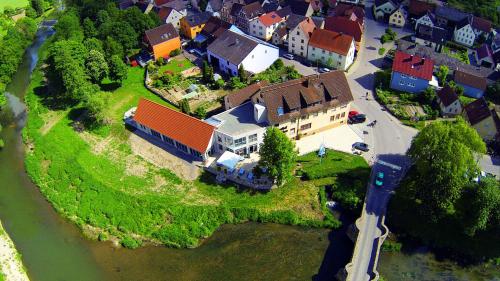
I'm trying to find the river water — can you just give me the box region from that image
[0,25,498,281]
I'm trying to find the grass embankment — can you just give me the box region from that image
[24,44,345,248]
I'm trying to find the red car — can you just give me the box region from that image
[348,111,359,118]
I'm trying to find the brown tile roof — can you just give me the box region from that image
[240,1,264,18]
[133,98,215,153]
[145,23,179,46]
[201,16,232,39]
[183,12,212,27]
[259,11,283,26]
[224,81,269,109]
[297,17,316,39]
[308,29,354,56]
[207,30,259,65]
[408,0,435,17]
[324,16,362,42]
[333,4,365,25]
[157,7,175,21]
[463,98,492,126]
[251,71,354,124]
[437,85,458,107]
[472,16,492,33]
[454,70,487,91]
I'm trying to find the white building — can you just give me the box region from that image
[307,29,356,71]
[414,12,436,30]
[453,16,475,47]
[249,11,284,41]
[205,0,223,17]
[287,17,316,57]
[207,28,279,76]
[157,7,185,29]
[437,86,462,117]
[373,0,398,20]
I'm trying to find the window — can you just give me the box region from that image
[313,112,318,117]
[322,49,325,54]
[162,135,174,146]
[341,112,345,117]
[301,39,304,43]
[176,142,188,152]
[234,137,247,146]
[190,149,202,158]
[218,144,223,150]
[249,134,258,142]
[330,115,335,121]
[151,129,161,138]
[313,47,316,51]
[280,126,287,131]
[290,128,295,134]
[300,123,311,130]
[292,43,295,48]
[336,113,340,119]
[301,115,309,120]
[296,31,300,35]
[292,37,295,41]
[399,80,404,85]
[217,136,222,142]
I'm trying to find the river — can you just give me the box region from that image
[0,24,498,281]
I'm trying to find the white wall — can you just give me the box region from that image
[454,25,475,47]
[288,24,309,57]
[307,39,355,70]
[415,14,434,30]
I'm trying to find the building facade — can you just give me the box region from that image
[307,29,355,71]
[389,6,407,27]
[249,11,284,41]
[389,51,434,93]
[287,17,316,57]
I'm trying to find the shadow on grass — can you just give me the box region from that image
[197,170,271,195]
[33,67,77,110]
[100,81,122,92]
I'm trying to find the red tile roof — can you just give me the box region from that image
[259,11,282,27]
[408,0,435,17]
[308,29,354,56]
[324,16,362,42]
[155,0,171,6]
[157,7,174,21]
[133,98,215,153]
[392,51,434,81]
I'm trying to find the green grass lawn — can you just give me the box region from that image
[0,0,28,11]
[158,58,194,74]
[24,54,333,248]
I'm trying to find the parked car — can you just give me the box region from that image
[352,142,369,152]
[348,110,359,118]
[348,114,366,124]
[283,53,294,60]
[319,67,330,73]
[303,60,312,67]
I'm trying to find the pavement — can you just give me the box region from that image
[295,125,363,155]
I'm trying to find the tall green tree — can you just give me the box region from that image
[405,118,486,219]
[238,64,247,83]
[202,60,214,83]
[82,17,98,38]
[108,55,128,85]
[83,91,109,125]
[179,99,190,114]
[259,127,297,186]
[30,0,46,16]
[85,49,109,84]
[436,65,448,86]
[54,10,84,42]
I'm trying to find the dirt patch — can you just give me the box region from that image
[39,110,67,135]
[128,134,200,181]
[79,132,113,155]
[125,154,148,177]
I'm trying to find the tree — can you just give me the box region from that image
[83,91,109,125]
[83,18,98,38]
[448,80,464,96]
[436,65,448,86]
[238,64,247,83]
[54,10,84,42]
[258,127,297,186]
[485,81,500,104]
[404,118,486,220]
[104,36,124,59]
[83,37,104,53]
[170,49,181,57]
[271,59,284,70]
[85,50,109,84]
[194,105,207,119]
[419,87,435,105]
[326,57,334,68]
[202,60,214,83]
[108,55,128,84]
[179,99,190,114]
[31,0,46,16]
[459,178,500,237]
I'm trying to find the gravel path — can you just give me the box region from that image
[0,221,29,281]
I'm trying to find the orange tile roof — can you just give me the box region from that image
[259,11,283,27]
[308,29,354,55]
[133,98,215,153]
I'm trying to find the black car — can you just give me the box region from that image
[352,142,369,152]
[348,114,366,124]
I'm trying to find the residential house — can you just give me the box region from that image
[307,29,356,70]
[324,16,362,50]
[207,28,279,76]
[390,51,434,93]
[389,6,407,27]
[453,15,475,47]
[205,0,223,16]
[414,11,437,30]
[144,23,181,60]
[157,7,185,29]
[454,70,487,98]
[311,16,325,29]
[373,0,398,21]
[262,0,281,13]
[205,102,268,156]
[471,16,492,37]
[436,85,461,116]
[463,98,499,141]
[271,13,305,46]
[476,44,494,68]
[156,0,189,16]
[435,6,468,29]
[249,11,284,41]
[285,0,314,17]
[196,16,232,47]
[306,0,323,13]
[235,1,264,32]
[331,3,365,27]
[180,12,212,39]
[276,5,293,19]
[288,16,316,57]
[408,0,434,20]
[131,98,216,161]
[250,71,354,139]
[415,24,449,52]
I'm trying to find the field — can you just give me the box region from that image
[0,0,28,11]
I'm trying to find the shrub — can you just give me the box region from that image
[121,236,142,249]
[169,49,181,57]
[381,240,402,252]
[378,47,386,55]
[98,232,108,241]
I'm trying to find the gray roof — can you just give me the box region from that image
[206,102,267,136]
[397,39,499,82]
[208,0,223,12]
[145,23,179,46]
[184,11,212,26]
[435,6,468,23]
[207,30,259,65]
[416,25,450,44]
[285,13,307,29]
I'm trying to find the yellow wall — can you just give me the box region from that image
[180,18,205,39]
[152,37,181,60]
[277,103,351,139]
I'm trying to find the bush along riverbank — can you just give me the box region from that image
[22,38,356,249]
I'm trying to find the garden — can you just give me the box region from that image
[443,43,470,65]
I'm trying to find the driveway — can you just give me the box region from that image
[295,125,363,155]
[280,56,318,76]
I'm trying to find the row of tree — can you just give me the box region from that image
[388,118,499,260]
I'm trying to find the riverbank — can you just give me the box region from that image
[0,221,29,281]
